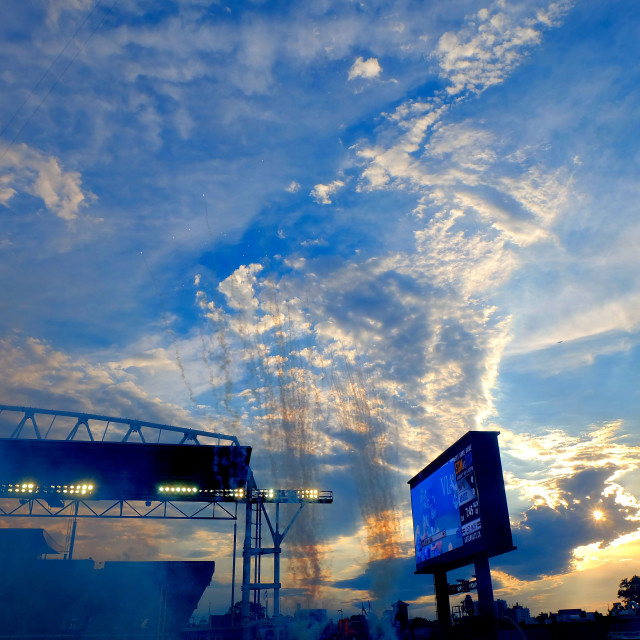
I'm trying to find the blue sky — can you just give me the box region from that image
[1,0,640,620]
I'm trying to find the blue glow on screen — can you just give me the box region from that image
[411,444,480,565]
[411,458,463,563]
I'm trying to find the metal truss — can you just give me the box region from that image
[0,404,239,445]
[0,404,244,521]
[0,490,333,519]
[0,498,238,520]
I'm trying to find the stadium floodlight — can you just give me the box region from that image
[0,481,96,498]
[247,489,333,504]
[151,487,332,504]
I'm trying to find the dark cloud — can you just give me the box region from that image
[321,268,439,386]
[496,467,638,580]
[558,466,616,497]
[186,549,212,558]
[332,556,433,609]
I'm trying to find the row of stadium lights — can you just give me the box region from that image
[157,487,247,498]
[2,484,320,499]
[4,483,94,495]
[157,487,320,498]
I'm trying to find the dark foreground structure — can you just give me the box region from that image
[0,528,214,639]
[0,406,333,640]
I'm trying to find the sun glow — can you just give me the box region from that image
[593,509,604,521]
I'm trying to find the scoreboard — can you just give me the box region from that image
[409,431,515,573]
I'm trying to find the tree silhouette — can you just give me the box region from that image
[618,576,640,605]
[228,600,266,620]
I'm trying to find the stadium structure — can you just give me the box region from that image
[0,404,333,639]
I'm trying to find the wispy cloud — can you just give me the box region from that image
[0,143,94,220]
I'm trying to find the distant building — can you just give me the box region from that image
[391,601,410,638]
[557,609,595,623]
[496,600,532,625]
[495,599,508,619]
[534,612,552,625]
[505,603,532,625]
[611,602,640,617]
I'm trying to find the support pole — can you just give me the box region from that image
[434,568,451,634]
[474,555,497,639]
[68,501,79,560]
[241,499,253,637]
[231,520,237,626]
[274,503,281,618]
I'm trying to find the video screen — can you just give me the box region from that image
[409,431,514,573]
[410,443,480,564]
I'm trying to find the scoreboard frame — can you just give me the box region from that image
[408,431,514,574]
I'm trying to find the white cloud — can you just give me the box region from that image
[0,143,94,220]
[413,208,518,296]
[435,1,572,96]
[285,180,300,193]
[425,122,496,170]
[310,180,345,205]
[217,263,264,312]
[500,422,640,510]
[348,56,382,81]
[283,256,306,270]
[0,186,17,206]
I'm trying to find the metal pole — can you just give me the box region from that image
[274,503,281,618]
[241,499,253,638]
[434,568,451,635]
[231,519,238,626]
[474,555,497,639]
[68,500,79,560]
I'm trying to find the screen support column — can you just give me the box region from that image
[434,568,451,634]
[474,555,497,638]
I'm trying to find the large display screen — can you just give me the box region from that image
[409,431,514,573]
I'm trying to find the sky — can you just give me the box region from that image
[1,0,639,623]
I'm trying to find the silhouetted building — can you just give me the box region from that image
[0,528,214,638]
